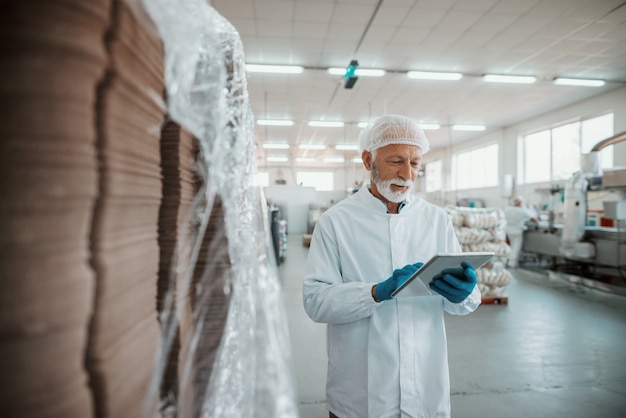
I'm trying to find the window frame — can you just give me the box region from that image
[451,143,499,191]
[517,112,614,185]
[425,159,443,192]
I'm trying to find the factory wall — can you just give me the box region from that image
[261,161,368,193]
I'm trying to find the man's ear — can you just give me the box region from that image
[362,150,373,170]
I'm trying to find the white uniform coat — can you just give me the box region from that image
[504,205,533,267]
[303,186,481,418]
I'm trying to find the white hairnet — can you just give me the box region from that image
[358,114,430,154]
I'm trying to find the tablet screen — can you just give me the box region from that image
[391,252,494,297]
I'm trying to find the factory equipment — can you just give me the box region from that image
[522,131,626,283]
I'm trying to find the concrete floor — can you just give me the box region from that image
[279,234,626,418]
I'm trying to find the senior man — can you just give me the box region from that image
[303,114,481,418]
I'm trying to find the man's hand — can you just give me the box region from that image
[374,262,424,302]
[429,261,477,303]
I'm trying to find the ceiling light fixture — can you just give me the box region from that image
[308,121,345,128]
[358,122,368,128]
[554,77,605,87]
[353,157,363,163]
[452,124,486,131]
[299,144,326,150]
[335,144,359,151]
[296,157,316,162]
[257,119,294,126]
[246,64,304,74]
[407,71,463,80]
[266,157,289,162]
[262,143,290,149]
[418,123,441,130]
[328,68,385,77]
[325,157,345,163]
[483,74,536,84]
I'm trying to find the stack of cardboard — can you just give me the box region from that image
[0,1,110,416]
[86,1,163,416]
[180,195,232,417]
[156,121,233,414]
[1,1,239,416]
[156,125,233,413]
[156,121,198,403]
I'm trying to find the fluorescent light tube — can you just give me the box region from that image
[266,157,289,162]
[353,157,363,163]
[327,67,349,75]
[483,74,536,84]
[554,78,605,87]
[358,122,369,128]
[262,143,290,149]
[407,71,463,80]
[308,121,344,128]
[418,123,440,130]
[299,144,326,150]
[328,68,386,77]
[356,69,386,77]
[324,157,345,163]
[452,124,486,131]
[246,64,304,74]
[295,157,316,162]
[335,144,359,151]
[257,119,294,126]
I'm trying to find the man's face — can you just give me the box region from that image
[365,143,422,203]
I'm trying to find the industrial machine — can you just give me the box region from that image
[522,132,626,286]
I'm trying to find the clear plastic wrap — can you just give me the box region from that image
[140,1,299,416]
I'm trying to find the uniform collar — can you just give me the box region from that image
[360,184,410,214]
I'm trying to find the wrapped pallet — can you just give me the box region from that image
[144,0,299,416]
[447,206,513,302]
[0,0,299,416]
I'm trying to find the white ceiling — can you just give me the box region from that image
[211,0,626,168]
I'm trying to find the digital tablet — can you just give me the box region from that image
[391,252,494,297]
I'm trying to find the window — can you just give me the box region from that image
[518,113,614,184]
[582,113,614,169]
[451,144,498,190]
[521,130,551,184]
[551,122,580,181]
[296,171,334,191]
[425,160,442,192]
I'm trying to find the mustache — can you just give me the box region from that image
[375,177,412,203]
[371,163,413,188]
[376,178,413,188]
[389,179,413,187]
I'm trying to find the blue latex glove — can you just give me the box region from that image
[412,261,425,270]
[375,262,424,302]
[429,261,477,303]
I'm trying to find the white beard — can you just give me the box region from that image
[372,164,413,203]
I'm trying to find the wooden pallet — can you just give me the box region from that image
[481,296,508,305]
[302,234,312,247]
